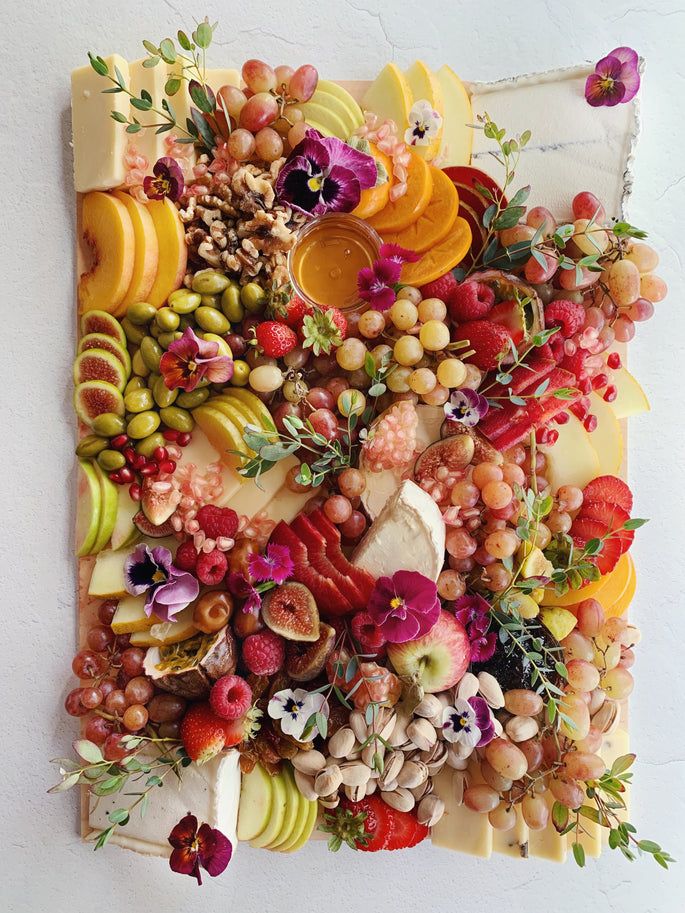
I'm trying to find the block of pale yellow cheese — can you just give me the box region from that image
[128,58,170,167]
[71,55,130,192]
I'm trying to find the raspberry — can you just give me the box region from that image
[174,540,198,572]
[195,548,228,585]
[351,612,387,655]
[448,281,495,322]
[544,299,585,337]
[196,505,239,540]
[419,272,458,302]
[210,674,253,721]
[242,630,285,676]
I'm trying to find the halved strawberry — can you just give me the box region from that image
[385,806,429,851]
[489,298,526,346]
[576,500,634,554]
[583,475,634,513]
[570,517,622,575]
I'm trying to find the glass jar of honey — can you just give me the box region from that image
[288,213,381,311]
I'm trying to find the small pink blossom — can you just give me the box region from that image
[357,244,419,312]
[247,544,294,585]
[160,327,233,392]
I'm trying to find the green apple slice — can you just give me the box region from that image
[250,771,287,848]
[76,460,102,557]
[237,764,273,842]
[91,463,119,554]
[284,797,318,853]
[267,765,300,850]
[110,485,140,550]
[275,789,308,852]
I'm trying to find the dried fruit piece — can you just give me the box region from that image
[262,582,320,642]
[414,434,475,484]
[285,623,336,681]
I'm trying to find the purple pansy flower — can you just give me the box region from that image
[168,814,232,885]
[585,47,640,107]
[124,544,199,622]
[227,573,262,615]
[275,130,377,217]
[144,156,185,202]
[367,570,440,643]
[453,594,497,663]
[358,243,420,312]
[442,695,496,749]
[444,388,489,427]
[247,544,294,585]
[160,327,233,393]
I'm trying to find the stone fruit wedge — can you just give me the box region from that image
[237,763,274,842]
[73,349,127,391]
[74,380,125,427]
[290,514,366,609]
[75,460,101,557]
[78,191,135,314]
[146,197,187,309]
[381,166,459,254]
[368,149,434,233]
[250,772,288,848]
[223,387,276,430]
[112,190,160,313]
[192,405,251,466]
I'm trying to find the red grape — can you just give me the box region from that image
[239,93,279,132]
[572,191,606,223]
[87,624,114,652]
[85,715,114,745]
[227,128,256,162]
[309,408,339,440]
[242,59,277,93]
[80,687,103,709]
[273,401,303,433]
[274,64,294,93]
[254,126,284,162]
[99,678,117,699]
[305,387,335,410]
[72,650,107,679]
[217,84,247,119]
[104,689,127,715]
[103,733,130,762]
[65,688,88,717]
[147,694,187,724]
[120,647,145,677]
[339,510,367,540]
[324,495,352,524]
[97,600,118,625]
[124,676,155,706]
[290,65,318,102]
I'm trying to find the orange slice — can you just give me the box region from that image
[368,150,433,233]
[381,167,459,254]
[542,574,608,608]
[399,216,472,285]
[602,554,636,618]
[352,144,393,220]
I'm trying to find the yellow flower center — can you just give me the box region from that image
[307,176,323,193]
[390,596,404,610]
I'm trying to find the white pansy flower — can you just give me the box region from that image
[268,688,328,739]
[405,99,443,147]
[441,698,482,748]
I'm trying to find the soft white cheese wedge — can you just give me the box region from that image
[86,750,241,857]
[352,479,445,581]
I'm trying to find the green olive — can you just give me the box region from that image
[195,306,230,334]
[156,307,180,332]
[191,269,231,295]
[135,432,166,457]
[176,387,210,409]
[152,374,179,408]
[126,301,157,326]
[127,410,161,439]
[149,322,162,339]
[122,317,148,346]
[76,435,108,459]
[131,349,151,377]
[97,449,127,471]
[240,282,267,313]
[124,387,155,413]
[159,405,194,433]
[92,412,127,437]
[221,284,244,322]
[124,376,147,395]
[158,330,184,349]
[231,359,251,387]
[168,288,201,314]
[200,293,221,309]
[140,336,163,373]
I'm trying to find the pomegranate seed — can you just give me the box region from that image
[577,376,592,394]
[160,459,176,474]
[109,470,122,484]
[607,352,621,369]
[110,434,129,450]
[583,414,598,433]
[592,372,609,390]
[603,385,618,403]
[554,411,570,425]
[570,401,589,421]
[129,483,142,501]
[177,432,192,447]
[119,466,135,483]
[153,446,168,462]
[546,428,559,445]
[139,462,159,477]
[123,447,136,465]
[536,426,551,445]
[132,454,147,471]
[163,429,180,442]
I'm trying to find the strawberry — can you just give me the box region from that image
[489,298,526,346]
[544,299,586,337]
[447,280,495,322]
[576,500,633,554]
[255,320,297,357]
[300,306,347,355]
[180,702,226,763]
[453,319,511,371]
[570,517,622,575]
[419,272,458,302]
[583,475,634,513]
[322,796,428,852]
[275,294,312,329]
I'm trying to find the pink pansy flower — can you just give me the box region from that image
[124,544,199,622]
[160,327,233,392]
[585,47,640,107]
[453,593,497,663]
[367,570,440,643]
[247,544,294,585]
[143,156,185,201]
[168,814,232,885]
[357,243,419,312]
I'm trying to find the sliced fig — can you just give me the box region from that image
[469,269,544,347]
[414,434,475,483]
[73,349,127,391]
[74,380,125,426]
[262,582,320,642]
[143,626,237,698]
[79,333,132,373]
[285,622,336,681]
[133,510,176,538]
[80,310,127,348]
[440,420,503,464]
[141,479,181,525]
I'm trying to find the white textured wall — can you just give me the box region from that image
[2,1,684,911]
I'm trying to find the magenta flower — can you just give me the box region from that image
[444,388,489,427]
[276,130,377,216]
[168,813,232,885]
[124,544,199,622]
[453,594,496,663]
[453,594,491,628]
[358,244,420,312]
[367,570,440,643]
[585,47,640,107]
[227,572,262,615]
[247,544,294,585]
[144,156,185,202]
[160,327,233,392]
[469,696,496,747]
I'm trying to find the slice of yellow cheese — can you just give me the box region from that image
[540,413,600,493]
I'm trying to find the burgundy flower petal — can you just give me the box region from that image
[381,610,421,644]
[367,286,396,312]
[169,846,202,884]
[321,164,362,212]
[379,242,420,264]
[196,823,233,877]
[373,258,403,286]
[293,133,331,172]
[319,136,378,189]
[595,54,624,80]
[169,813,198,849]
[357,265,378,294]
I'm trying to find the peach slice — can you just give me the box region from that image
[78,192,135,314]
[600,553,636,618]
[112,191,159,314]
[146,197,188,309]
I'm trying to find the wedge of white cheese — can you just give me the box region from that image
[352,479,445,581]
[86,749,241,857]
